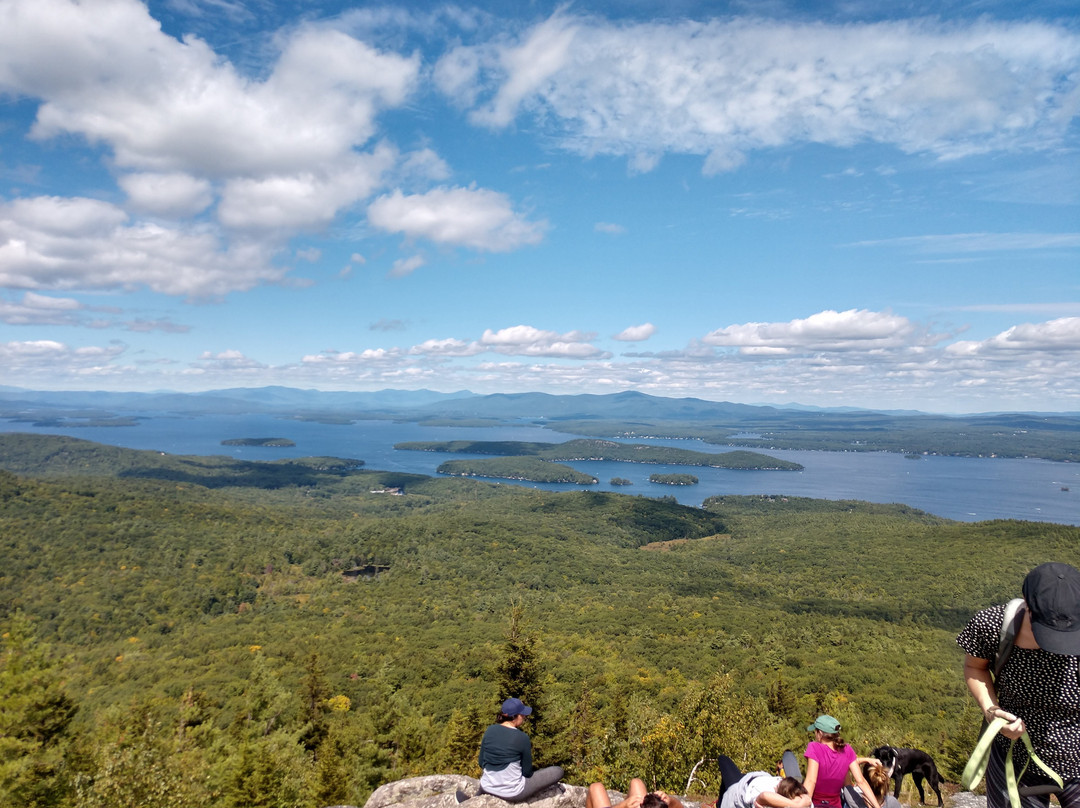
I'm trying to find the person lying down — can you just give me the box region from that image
[586,778,684,808]
[717,754,811,808]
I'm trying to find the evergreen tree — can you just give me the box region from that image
[494,603,559,766]
[439,705,484,776]
[299,651,330,756]
[0,613,78,808]
[495,603,543,707]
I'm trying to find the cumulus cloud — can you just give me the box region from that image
[436,14,1080,172]
[0,291,83,325]
[118,172,214,218]
[0,0,432,238]
[0,2,419,178]
[479,325,608,358]
[946,317,1080,357]
[0,196,284,298]
[614,323,656,341]
[702,309,926,354]
[367,186,547,251]
[194,349,267,371]
[0,339,127,380]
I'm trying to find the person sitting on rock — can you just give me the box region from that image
[478,697,564,802]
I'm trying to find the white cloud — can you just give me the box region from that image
[367,186,547,251]
[389,254,426,278]
[118,172,213,218]
[0,291,83,325]
[437,14,1080,172]
[702,309,927,354]
[0,196,284,298]
[409,337,483,357]
[479,325,608,358]
[595,222,625,235]
[195,349,267,370]
[0,2,419,178]
[0,0,431,235]
[614,323,656,342]
[0,338,127,380]
[218,146,397,231]
[946,317,1080,357]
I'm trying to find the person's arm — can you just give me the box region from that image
[657,792,683,808]
[802,758,819,802]
[755,791,811,808]
[518,731,534,777]
[963,653,1025,740]
[848,761,881,808]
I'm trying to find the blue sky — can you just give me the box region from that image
[0,0,1078,412]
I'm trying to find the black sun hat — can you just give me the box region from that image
[1022,562,1080,655]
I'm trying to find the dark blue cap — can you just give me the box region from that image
[501,697,533,716]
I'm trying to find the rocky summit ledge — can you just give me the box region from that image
[326,775,986,808]
[338,775,707,808]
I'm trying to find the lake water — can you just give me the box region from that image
[1,413,1077,526]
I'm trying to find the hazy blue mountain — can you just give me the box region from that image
[413,389,778,420]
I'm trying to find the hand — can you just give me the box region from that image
[987,706,1025,739]
[656,792,672,806]
[625,795,644,808]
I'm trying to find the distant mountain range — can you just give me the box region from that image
[0,385,1076,421]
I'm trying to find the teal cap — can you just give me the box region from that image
[807,714,841,734]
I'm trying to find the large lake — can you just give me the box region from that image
[2,413,1077,526]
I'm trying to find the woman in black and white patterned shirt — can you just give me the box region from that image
[956,562,1080,808]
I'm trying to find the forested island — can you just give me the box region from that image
[221,437,297,447]
[1,433,1078,808]
[650,473,699,485]
[437,456,598,484]
[396,438,803,470]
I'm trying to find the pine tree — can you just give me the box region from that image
[0,613,78,808]
[440,705,484,775]
[494,603,559,766]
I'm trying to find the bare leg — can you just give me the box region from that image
[588,779,647,808]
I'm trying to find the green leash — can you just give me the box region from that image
[962,716,1063,808]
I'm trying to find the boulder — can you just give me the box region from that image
[356,775,703,808]
[360,775,583,808]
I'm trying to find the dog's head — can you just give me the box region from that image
[871,746,897,776]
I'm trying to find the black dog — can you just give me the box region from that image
[871,746,944,806]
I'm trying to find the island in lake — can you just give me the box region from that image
[221,437,296,447]
[650,473,699,486]
[395,437,802,470]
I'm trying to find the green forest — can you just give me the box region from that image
[1,434,1077,808]
[437,456,599,484]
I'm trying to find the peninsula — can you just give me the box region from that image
[395,437,802,470]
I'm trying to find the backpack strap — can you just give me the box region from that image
[962,717,1063,808]
[992,598,1026,681]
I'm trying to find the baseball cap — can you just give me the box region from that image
[807,715,841,734]
[501,697,533,717]
[1022,562,1080,655]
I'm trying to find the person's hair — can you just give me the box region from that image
[496,712,518,723]
[818,729,845,750]
[861,762,889,801]
[776,778,808,799]
[642,794,666,808]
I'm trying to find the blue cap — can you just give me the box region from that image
[501,697,533,716]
